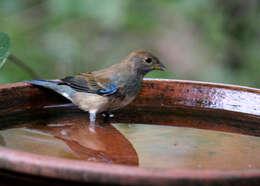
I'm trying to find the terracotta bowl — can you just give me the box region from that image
[0,78,260,186]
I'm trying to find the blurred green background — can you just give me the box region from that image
[0,0,259,88]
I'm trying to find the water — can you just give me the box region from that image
[114,124,260,170]
[0,106,260,170]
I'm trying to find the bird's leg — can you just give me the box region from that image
[88,110,97,133]
[89,110,97,124]
[88,110,108,131]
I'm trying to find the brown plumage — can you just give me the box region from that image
[27,50,166,124]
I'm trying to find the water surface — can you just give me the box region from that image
[0,107,260,170]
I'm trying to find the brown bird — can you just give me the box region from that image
[27,50,166,124]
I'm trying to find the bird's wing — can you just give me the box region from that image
[60,73,118,96]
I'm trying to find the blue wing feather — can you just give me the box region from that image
[61,76,118,96]
[97,82,117,95]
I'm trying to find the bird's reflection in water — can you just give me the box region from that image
[0,113,139,166]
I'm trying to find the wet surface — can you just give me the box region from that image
[115,124,260,170]
[0,106,260,170]
[0,107,138,166]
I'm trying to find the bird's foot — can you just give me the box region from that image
[87,113,108,131]
[101,112,114,123]
[102,112,114,118]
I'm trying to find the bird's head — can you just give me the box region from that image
[125,50,166,75]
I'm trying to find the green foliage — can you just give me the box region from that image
[0,0,259,88]
[0,32,10,69]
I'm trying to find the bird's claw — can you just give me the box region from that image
[102,112,114,118]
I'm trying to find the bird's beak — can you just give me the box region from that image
[153,63,166,71]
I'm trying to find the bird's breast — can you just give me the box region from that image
[71,92,109,113]
[107,77,142,111]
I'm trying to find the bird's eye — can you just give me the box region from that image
[145,57,152,63]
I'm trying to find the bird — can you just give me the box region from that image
[26,50,166,125]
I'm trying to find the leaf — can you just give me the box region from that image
[0,32,11,69]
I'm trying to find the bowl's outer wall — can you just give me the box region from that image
[0,78,260,186]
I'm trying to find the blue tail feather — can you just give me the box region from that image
[26,80,76,101]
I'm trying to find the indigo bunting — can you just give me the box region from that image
[27,50,166,124]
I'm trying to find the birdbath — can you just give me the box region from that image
[0,78,260,186]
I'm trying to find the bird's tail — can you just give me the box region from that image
[26,80,75,101]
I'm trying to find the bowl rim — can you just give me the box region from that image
[0,78,260,185]
[1,145,260,185]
